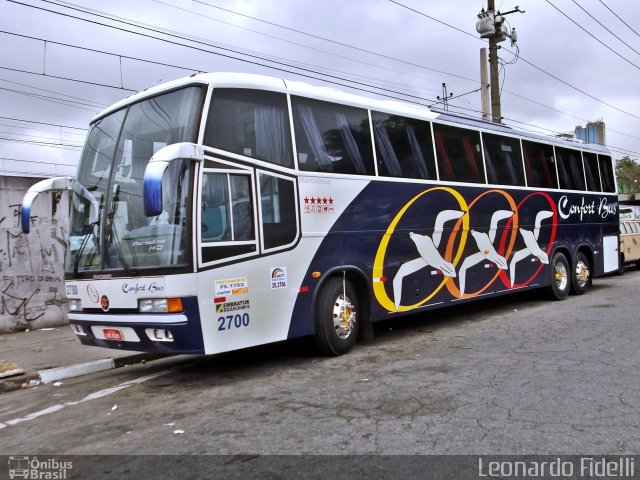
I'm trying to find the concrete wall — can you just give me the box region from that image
[0,176,69,333]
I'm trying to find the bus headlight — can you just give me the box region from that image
[67,299,82,312]
[138,298,183,313]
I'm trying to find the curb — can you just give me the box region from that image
[0,353,163,394]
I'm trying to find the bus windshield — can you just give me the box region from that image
[66,85,204,274]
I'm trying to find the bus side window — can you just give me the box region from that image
[291,96,375,176]
[481,133,525,186]
[522,141,557,189]
[370,112,436,180]
[259,173,297,250]
[201,173,254,242]
[598,155,616,192]
[556,147,586,191]
[583,152,602,192]
[432,124,485,184]
[204,89,293,168]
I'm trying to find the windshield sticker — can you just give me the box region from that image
[270,267,287,289]
[215,277,249,296]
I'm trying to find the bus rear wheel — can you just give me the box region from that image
[314,277,359,356]
[571,251,592,295]
[547,252,571,300]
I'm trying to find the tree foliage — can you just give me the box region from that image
[615,156,640,193]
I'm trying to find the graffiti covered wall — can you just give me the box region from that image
[0,176,69,333]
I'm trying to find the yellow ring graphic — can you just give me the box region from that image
[373,187,469,312]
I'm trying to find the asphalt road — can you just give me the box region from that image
[1,270,638,461]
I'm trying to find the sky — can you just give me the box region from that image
[2,0,640,178]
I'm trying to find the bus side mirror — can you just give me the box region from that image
[21,176,73,234]
[143,142,204,217]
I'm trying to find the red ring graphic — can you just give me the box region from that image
[499,192,558,289]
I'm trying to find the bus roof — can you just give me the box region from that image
[92,72,610,155]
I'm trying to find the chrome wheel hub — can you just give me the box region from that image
[333,294,356,339]
[575,260,590,288]
[554,262,568,291]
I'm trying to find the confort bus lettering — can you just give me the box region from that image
[373,187,559,313]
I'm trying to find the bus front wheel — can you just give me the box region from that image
[571,251,592,295]
[547,252,571,300]
[314,277,359,356]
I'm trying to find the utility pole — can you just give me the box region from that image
[480,48,490,121]
[476,2,524,123]
[437,83,453,112]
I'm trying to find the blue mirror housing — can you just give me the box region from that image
[142,143,204,217]
[143,161,170,217]
[21,176,73,234]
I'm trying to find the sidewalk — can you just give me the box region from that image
[0,327,159,393]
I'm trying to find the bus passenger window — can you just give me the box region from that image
[291,97,375,176]
[370,112,436,180]
[522,141,558,189]
[432,124,485,184]
[598,155,616,192]
[259,173,297,250]
[481,133,525,186]
[205,89,293,168]
[556,147,586,191]
[201,173,254,242]
[583,152,602,192]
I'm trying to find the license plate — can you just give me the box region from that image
[103,328,123,341]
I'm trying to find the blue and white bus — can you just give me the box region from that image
[22,72,619,356]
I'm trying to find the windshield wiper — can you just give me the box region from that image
[73,220,100,276]
[107,184,137,275]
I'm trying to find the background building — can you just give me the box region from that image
[575,120,606,146]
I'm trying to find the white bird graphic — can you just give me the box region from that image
[392,209,464,310]
[509,210,554,287]
[457,210,514,297]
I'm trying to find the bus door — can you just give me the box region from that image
[196,161,299,353]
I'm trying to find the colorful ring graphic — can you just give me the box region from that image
[374,188,557,313]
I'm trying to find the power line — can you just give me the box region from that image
[0,115,86,131]
[0,137,83,149]
[0,86,105,111]
[0,64,137,92]
[6,0,640,157]
[0,75,108,109]
[155,0,443,90]
[544,0,640,71]
[0,121,86,137]
[569,0,640,58]
[597,0,640,40]
[0,156,78,167]
[387,0,479,40]
[7,0,444,104]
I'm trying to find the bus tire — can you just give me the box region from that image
[571,251,592,295]
[313,277,359,356]
[546,252,571,300]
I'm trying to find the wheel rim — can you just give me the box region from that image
[332,293,356,339]
[575,259,590,288]
[554,261,568,291]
